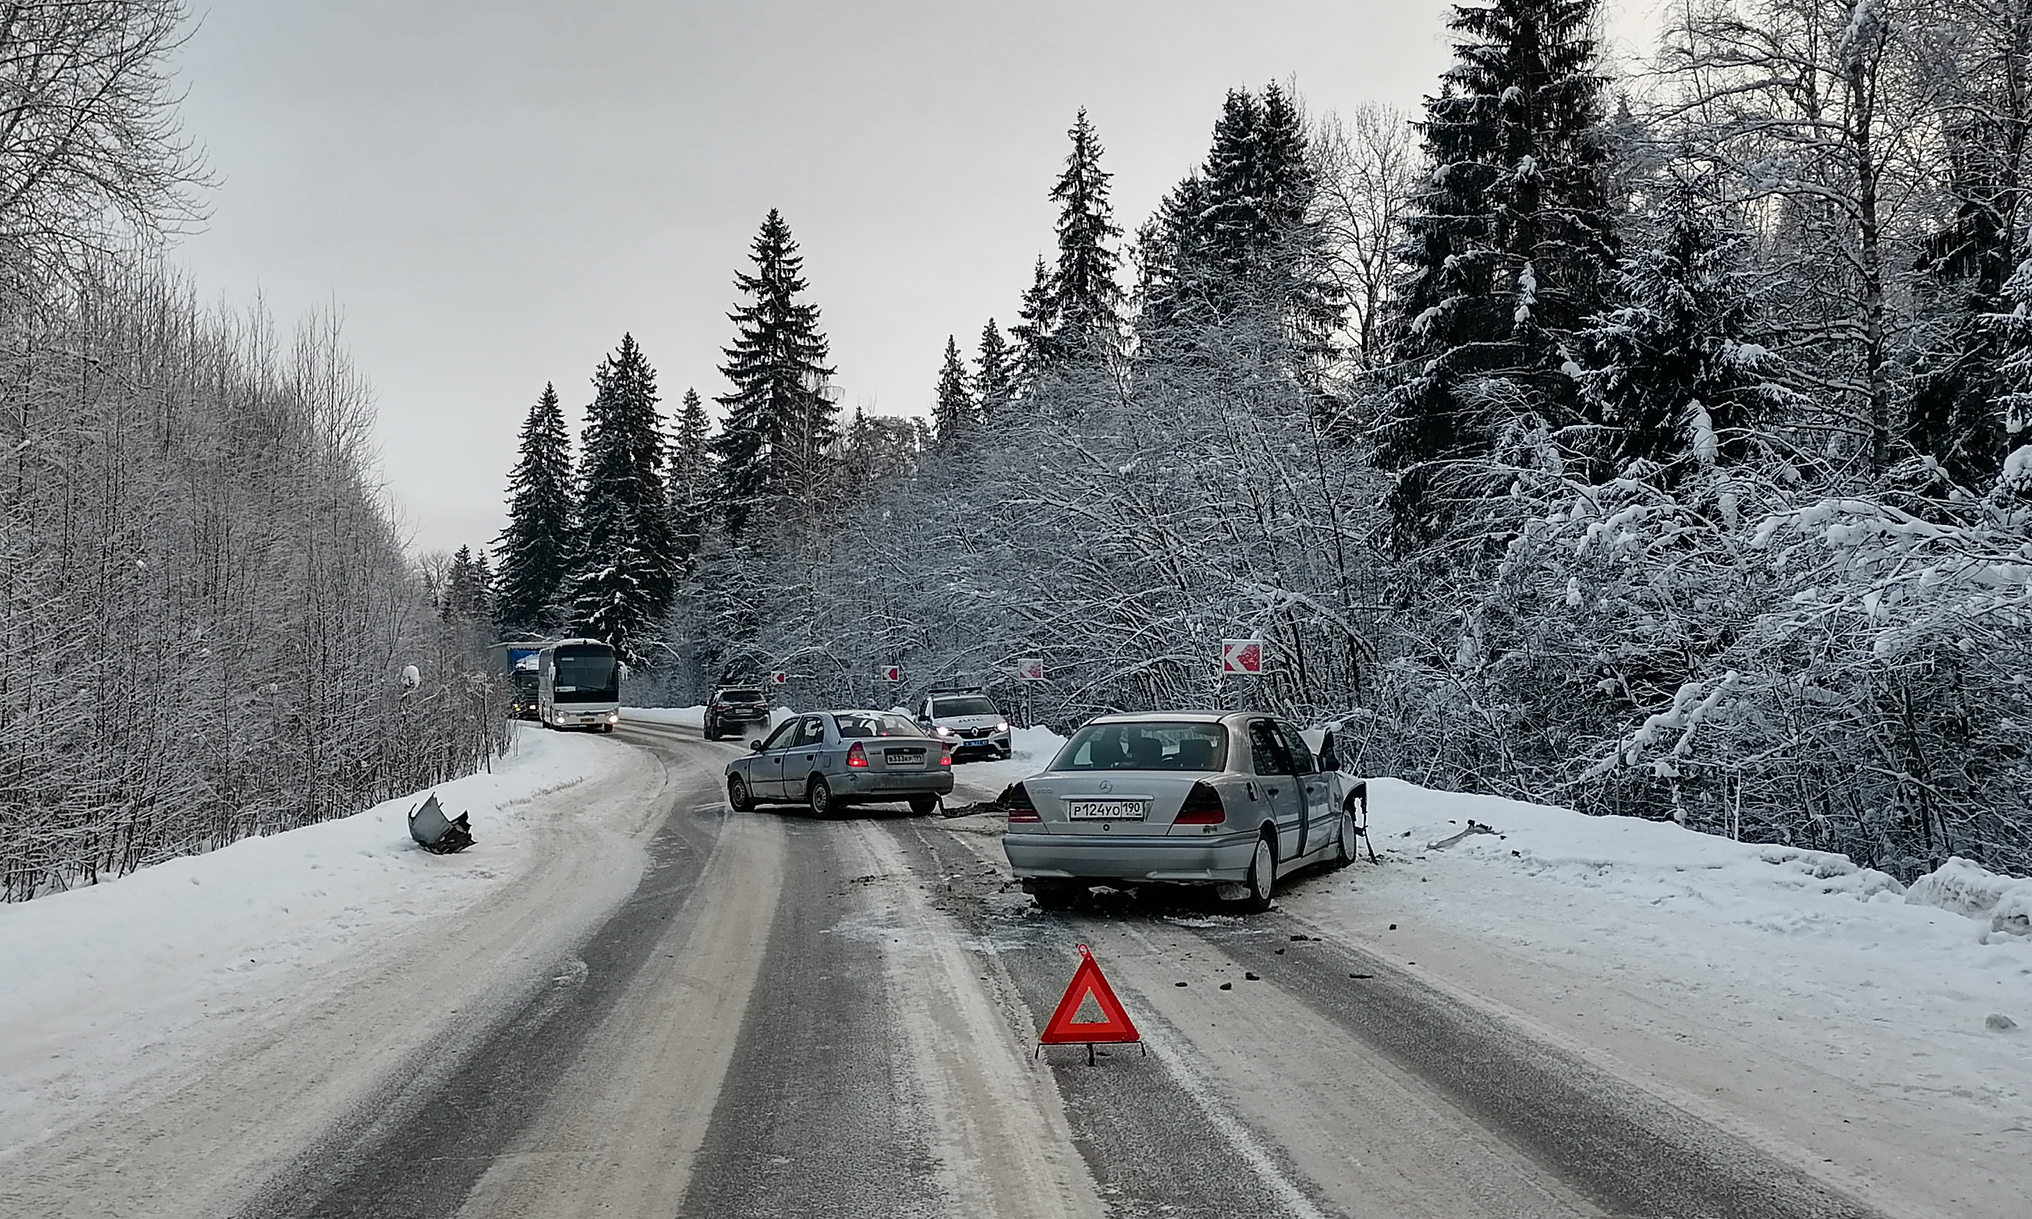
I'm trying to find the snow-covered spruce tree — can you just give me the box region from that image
[666,387,715,566]
[492,382,574,636]
[1581,180,1796,477]
[932,335,976,451]
[568,333,675,663]
[1375,0,1617,540]
[1044,109,1125,371]
[1010,256,1060,395]
[711,208,838,535]
[1137,84,1342,380]
[973,319,1014,422]
[440,546,491,623]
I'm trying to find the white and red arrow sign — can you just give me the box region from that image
[1220,639,1264,675]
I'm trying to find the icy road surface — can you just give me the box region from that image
[1,717,2026,1217]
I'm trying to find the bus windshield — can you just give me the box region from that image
[552,647,619,703]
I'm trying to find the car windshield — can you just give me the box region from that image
[1051,722,1229,772]
[835,713,922,739]
[719,689,763,702]
[932,696,999,718]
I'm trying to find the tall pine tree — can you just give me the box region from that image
[932,335,976,450]
[667,387,714,563]
[712,209,839,534]
[1377,0,1617,537]
[569,334,675,662]
[1136,83,1341,369]
[1044,109,1123,369]
[492,382,574,636]
[1010,257,1060,392]
[973,319,1014,422]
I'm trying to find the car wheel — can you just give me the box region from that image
[908,793,939,816]
[1333,804,1356,867]
[1235,834,1276,913]
[703,718,719,741]
[808,776,834,818]
[727,775,754,812]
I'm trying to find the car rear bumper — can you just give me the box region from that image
[835,770,955,800]
[1003,830,1259,884]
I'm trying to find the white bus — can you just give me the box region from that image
[537,638,621,731]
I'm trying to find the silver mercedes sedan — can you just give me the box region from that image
[1002,711,1363,912]
[725,710,955,817]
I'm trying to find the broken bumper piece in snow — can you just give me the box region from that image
[408,793,475,854]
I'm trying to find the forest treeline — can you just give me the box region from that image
[1,2,505,901]
[485,0,2032,879]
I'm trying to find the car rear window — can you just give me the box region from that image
[835,713,921,739]
[1051,722,1228,772]
[719,689,764,702]
[932,696,999,717]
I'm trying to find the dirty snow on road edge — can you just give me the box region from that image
[0,723,626,1154]
[1282,778,2032,1219]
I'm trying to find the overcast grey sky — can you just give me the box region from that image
[171,0,1658,555]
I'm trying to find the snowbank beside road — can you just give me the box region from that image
[0,724,627,1154]
[626,704,707,729]
[946,726,1069,804]
[625,705,793,734]
[1287,779,2032,1219]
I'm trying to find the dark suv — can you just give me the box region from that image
[704,685,772,740]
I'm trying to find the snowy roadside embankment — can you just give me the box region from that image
[946,726,1069,804]
[624,704,794,735]
[0,724,630,1155]
[1288,779,2032,1219]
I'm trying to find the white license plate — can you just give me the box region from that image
[885,750,926,769]
[1066,799,1147,820]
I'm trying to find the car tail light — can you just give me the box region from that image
[846,741,868,768]
[941,746,953,768]
[1005,782,1041,824]
[1175,781,1226,825]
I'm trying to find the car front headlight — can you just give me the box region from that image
[937,725,955,736]
[996,721,1009,731]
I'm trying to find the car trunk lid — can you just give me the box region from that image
[1019,771,1208,834]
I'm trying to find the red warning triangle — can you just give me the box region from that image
[1040,944,1140,1044]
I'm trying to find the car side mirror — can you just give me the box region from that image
[750,739,764,752]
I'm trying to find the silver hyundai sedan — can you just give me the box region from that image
[726,710,954,817]
[1002,711,1362,912]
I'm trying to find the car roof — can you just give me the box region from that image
[1082,710,1248,726]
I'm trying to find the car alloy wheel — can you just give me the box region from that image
[1236,835,1276,913]
[728,775,754,812]
[808,776,834,818]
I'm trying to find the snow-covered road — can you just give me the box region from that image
[2,714,2026,1217]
